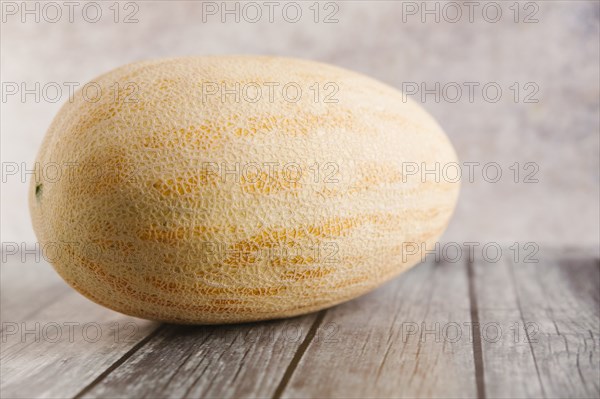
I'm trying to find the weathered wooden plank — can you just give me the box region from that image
[3,251,598,399]
[80,313,321,398]
[279,258,477,398]
[510,252,600,398]
[0,259,159,399]
[472,255,545,398]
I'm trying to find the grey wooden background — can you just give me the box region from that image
[1,248,598,398]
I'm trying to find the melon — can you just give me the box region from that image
[29,56,459,324]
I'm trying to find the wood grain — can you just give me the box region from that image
[472,255,546,398]
[510,253,600,398]
[0,259,159,399]
[1,250,598,399]
[279,259,477,398]
[79,314,322,398]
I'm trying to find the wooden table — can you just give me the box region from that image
[1,249,598,398]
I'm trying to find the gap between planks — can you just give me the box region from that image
[73,324,167,399]
[272,310,328,399]
[73,311,329,399]
[467,257,486,399]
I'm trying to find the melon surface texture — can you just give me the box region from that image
[29,56,460,324]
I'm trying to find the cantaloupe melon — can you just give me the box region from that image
[29,56,459,324]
